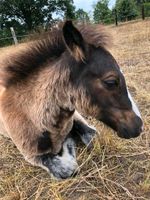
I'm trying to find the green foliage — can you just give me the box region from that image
[57,0,76,19]
[136,0,150,4]
[0,0,75,46]
[0,0,52,31]
[75,9,89,22]
[144,2,150,16]
[93,0,113,24]
[0,28,12,47]
[135,0,150,18]
[115,0,138,21]
[0,0,75,31]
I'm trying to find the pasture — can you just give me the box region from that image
[0,20,150,200]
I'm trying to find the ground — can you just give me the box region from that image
[0,20,150,200]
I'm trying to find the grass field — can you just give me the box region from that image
[0,20,150,200]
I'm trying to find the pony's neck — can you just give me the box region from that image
[24,62,75,131]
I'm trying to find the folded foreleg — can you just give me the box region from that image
[36,137,78,179]
[72,111,97,148]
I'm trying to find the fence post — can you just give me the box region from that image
[114,9,118,26]
[141,3,145,20]
[10,27,18,45]
[141,0,145,20]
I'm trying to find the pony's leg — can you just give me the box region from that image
[34,137,78,179]
[1,106,78,179]
[73,111,97,147]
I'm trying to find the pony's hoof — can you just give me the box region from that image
[72,120,97,148]
[40,138,78,179]
[80,126,96,148]
[41,153,78,179]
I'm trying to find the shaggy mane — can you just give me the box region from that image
[0,21,111,87]
[78,23,111,48]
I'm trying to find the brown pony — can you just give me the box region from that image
[0,21,143,179]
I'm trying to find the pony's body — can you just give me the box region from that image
[0,42,74,154]
[0,21,143,179]
[0,31,96,178]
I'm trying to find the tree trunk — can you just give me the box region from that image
[142,3,145,20]
[114,9,118,26]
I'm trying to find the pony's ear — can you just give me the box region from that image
[63,21,86,62]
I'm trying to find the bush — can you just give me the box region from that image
[144,2,150,17]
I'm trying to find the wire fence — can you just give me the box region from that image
[0,10,150,47]
[0,30,36,47]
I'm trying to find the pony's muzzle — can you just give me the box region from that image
[117,116,143,139]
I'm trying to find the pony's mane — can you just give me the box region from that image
[78,23,110,48]
[0,22,111,87]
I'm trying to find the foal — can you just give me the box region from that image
[0,21,143,179]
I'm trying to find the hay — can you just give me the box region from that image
[0,20,150,200]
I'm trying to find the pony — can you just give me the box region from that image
[0,21,143,179]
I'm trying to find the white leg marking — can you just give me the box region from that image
[58,137,77,166]
[74,110,96,131]
[50,137,78,179]
[28,138,78,179]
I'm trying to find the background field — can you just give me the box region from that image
[0,20,150,200]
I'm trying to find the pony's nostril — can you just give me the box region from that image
[117,119,143,139]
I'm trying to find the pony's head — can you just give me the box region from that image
[62,21,143,139]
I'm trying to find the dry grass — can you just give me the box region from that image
[0,20,150,200]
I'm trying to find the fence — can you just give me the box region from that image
[113,2,150,26]
[0,6,150,47]
[0,28,35,47]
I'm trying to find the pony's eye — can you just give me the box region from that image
[104,79,119,89]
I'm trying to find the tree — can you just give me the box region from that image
[75,9,89,22]
[136,0,150,19]
[93,0,113,24]
[136,0,150,4]
[0,0,75,31]
[56,0,76,19]
[115,0,138,21]
[144,2,150,17]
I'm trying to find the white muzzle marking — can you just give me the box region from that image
[127,89,141,118]
[120,69,142,119]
